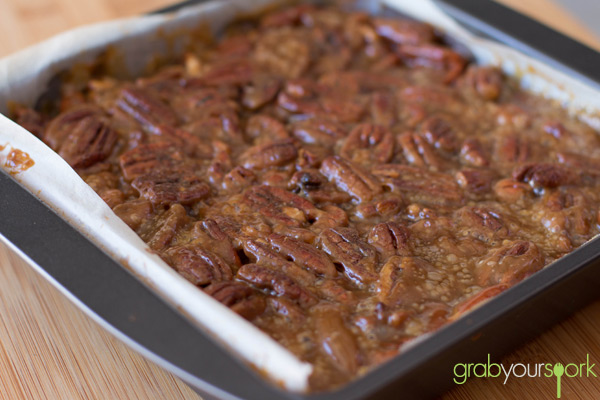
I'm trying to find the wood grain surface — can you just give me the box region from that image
[0,1,599,399]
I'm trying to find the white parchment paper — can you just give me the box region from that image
[1,0,599,392]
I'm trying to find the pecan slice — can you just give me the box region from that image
[204,281,266,320]
[237,264,316,307]
[368,222,411,259]
[240,139,297,169]
[373,164,463,206]
[165,245,233,286]
[320,156,382,203]
[58,116,118,169]
[476,241,544,286]
[132,172,210,205]
[268,233,337,277]
[340,124,394,164]
[319,227,378,285]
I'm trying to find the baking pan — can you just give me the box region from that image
[2,1,600,399]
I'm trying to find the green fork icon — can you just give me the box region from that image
[554,363,565,398]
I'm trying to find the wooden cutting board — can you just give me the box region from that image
[0,1,599,399]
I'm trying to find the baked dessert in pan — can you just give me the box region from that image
[10,3,600,391]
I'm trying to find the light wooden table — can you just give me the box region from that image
[0,0,599,399]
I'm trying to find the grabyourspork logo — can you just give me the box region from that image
[453,354,597,398]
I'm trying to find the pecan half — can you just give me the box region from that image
[512,163,576,190]
[204,281,266,320]
[493,178,532,202]
[455,169,496,194]
[242,75,282,110]
[165,245,233,286]
[237,263,316,307]
[222,166,256,191]
[292,119,346,147]
[454,206,509,243]
[319,227,378,285]
[58,116,117,169]
[113,199,153,231]
[557,151,600,176]
[397,44,466,83]
[370,92,397,127]
[419,116,457,152]
[476,241,544,286]
[245,115,289,144]
[260,4,315,29]
[240,139,297,170]
[192,220,241,269]
[494,134,532,165]
[368,222,412,259]
[313,305,360,375]
[242,185,319,227]
[268,233,337,277]
[373,164,463,206]
[374,18,435,45]
[377,256,445,306]
[460,138,489,167]
[340,124,394,164]
[397,132,448,170]
[132,172,210,205]
[139,204,189,252]
[460,66,503,101]
[254,28,311,79]
[44,105,101,150]
[268,297,306,325]
[119,142,183,180]
[117,86,178,133]
[320,156,382,203]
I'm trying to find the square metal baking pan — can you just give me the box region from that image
[2,1,600,399]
